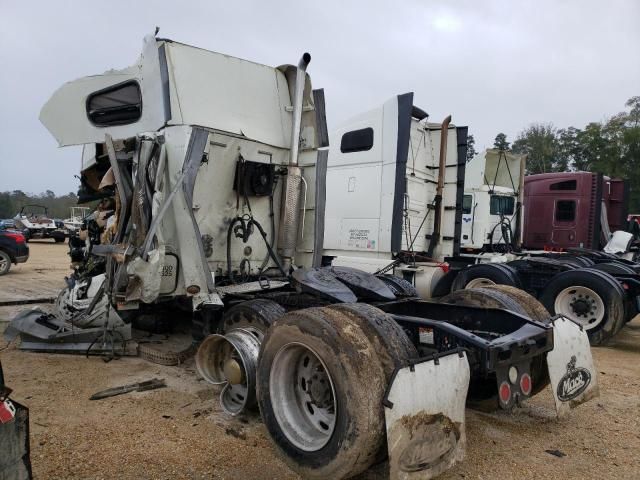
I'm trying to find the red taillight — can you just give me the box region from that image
[499,381,511,404]
[5,232,25,244]
[622,283,629,290]
[520,373,532,396]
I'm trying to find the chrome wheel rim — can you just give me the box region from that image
[465,277,496,289]
[269,342,337,451]
[554,286,605,330]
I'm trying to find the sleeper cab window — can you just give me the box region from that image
[462,195,473,214]
[549,180,577,191]
[340,127,374,153]
[555,200,576,222]
[86,80,142,126]
[489,195,515,216]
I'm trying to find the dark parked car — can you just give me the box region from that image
[0,225,29,275]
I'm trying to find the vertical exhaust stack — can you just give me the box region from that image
[278,53,311,271]
[426,115,452,258]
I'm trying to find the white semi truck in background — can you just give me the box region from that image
[5,34,599,479]
[452,150,640,346]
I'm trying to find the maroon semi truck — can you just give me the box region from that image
[522,172,629,250]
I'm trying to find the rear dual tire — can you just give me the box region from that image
[257,304,416,479]
[540,268,626,345]
[440,286,551,406]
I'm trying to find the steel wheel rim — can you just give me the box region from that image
[554,286,605,330]
[269,342,337,452]
[466,277,496,289]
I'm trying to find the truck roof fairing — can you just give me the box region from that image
[466,149,526,192]
[40,35,310,150]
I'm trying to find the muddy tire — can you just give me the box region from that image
[327,303,418,371]
[539,268,626,345]
[440,287,547,408]
[0,250,11,276]
[440,286,525,313]
[257,305,416,479]
[481,285,550,323]
[222,299,285,337]
[451,263,521,291]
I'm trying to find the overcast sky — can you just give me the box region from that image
[1,0,638,195]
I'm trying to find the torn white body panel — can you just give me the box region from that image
[384,351,470,480]
[39,35,311,151]
[603,230,633,254]
[165,42,299,148]
[547,316,599,417]
[40,34,166,147]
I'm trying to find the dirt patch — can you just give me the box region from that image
[0,241,71,338]
[0,240,70,305]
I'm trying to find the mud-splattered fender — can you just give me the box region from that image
[384,350,470,479]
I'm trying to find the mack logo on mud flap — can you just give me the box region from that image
[557,355,591,402]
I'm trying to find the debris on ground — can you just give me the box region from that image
[545,449,567,458]
[89,378,166,400]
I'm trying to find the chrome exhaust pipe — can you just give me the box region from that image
[195,329,260,415]
[278,53,311,271]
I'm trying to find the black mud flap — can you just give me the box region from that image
[384,350,470,479]
[0,400,32,479]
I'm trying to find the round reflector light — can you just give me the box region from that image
[499,381,511,403]
[520,373,532,396]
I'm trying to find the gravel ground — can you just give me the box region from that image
[1,243,639,479]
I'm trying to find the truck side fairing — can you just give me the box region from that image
[323,94,465,268]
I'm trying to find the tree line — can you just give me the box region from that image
[0,190,80,219]
[3,96,639,218]
[467,96,640,211]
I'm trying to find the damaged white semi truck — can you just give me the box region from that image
[10,34,600,479]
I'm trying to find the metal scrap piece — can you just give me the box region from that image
[90,378,166,400]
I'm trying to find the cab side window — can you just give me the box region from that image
[490,195,514,216]
[555,200,576,222]
[462,195,473,214]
